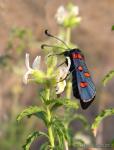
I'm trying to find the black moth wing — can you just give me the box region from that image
[69,49,96,109]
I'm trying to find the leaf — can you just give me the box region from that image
[91,108,114,136]
[52,117,68,149]
[17,106,47,125]
[39,89,48,104]
[40,142,49,150]
[51,98,79,111]
[112,25,114,30]
[111,139,114,148]
[23,131,48,150]
[102,70,114,86]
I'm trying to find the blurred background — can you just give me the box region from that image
[0,0,114,150]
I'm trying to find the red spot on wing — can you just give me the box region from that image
[77,53,83,59]
[72,53,78,58]
[84,72,90,77]
[72,53,83,59]
[80,82,88,88]
[77,66,83,71]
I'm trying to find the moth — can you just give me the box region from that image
[41,30,96,109]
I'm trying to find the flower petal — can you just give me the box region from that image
[56,57,71,82]
[32,56,41,70]
[55,5,67,24]
[23,70,32,84]
[56,80,66,94]
[55,57,71,94]
[25,53,31,70]
[71,6,79,16]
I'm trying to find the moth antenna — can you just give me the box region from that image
[45,30,51,36]
[44,30,70,49]
[47,53,63,57]
[41,44,66,50]
[41,44,45,49]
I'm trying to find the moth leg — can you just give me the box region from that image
[57,67,76,83]
[57,61,66,68]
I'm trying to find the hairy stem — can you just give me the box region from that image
[64,27,72,150]
[46,88,54,149]
[66,27,71,44]
[66,27,72,99]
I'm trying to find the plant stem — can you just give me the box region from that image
[64,27,72,150]
[46,88,55,149]
[66,27,72,99]
[66,27,71,44]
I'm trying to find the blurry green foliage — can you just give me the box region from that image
[0,118,30,150]
[7,27,35,55]
[102,70,114,86]
[0,26,40,150]
[0,54,12,67]
[91,108,114,137]
[111,139,114,148]
[112,25,114,30]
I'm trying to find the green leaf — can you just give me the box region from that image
[39,89,49,104]
[51,98,79,111]
[111,139,114,148]
[52,117,68,149]
[23,131,48,150]
[40,142,49,150]
[91,108,114,136]
[17,106,47,125]
[102,70,114,86]
[112,25,114,30]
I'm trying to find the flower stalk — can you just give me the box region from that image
[64,27,72,150]
[66,27,72,99]
[46,88,55,149]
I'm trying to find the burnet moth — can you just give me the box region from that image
[41,30,96,109]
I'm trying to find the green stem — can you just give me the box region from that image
[66,27,71,44]
[46,88,55,149]
[64,27,72,150]
[66,81,72,99]
[66,27,72,99]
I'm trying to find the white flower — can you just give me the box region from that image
[55,5,67,24]
[56,79,66,95]
[23,53,41,84]
[56,66,67,94]
[55,4,81,26]
[56,57,71,94]
[71,6,79,16]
